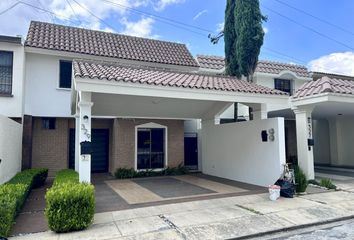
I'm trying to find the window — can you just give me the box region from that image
[137,128,165,169]
[59,60,72,88]
[0,51,13,95]
[42,118,56,130]
[274,79,292,95]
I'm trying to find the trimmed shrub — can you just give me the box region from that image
[0,168,47,237]
[294,165,308,193]
[320,178,337,190]
[45,169,95,233]
[0,184,27,237]
[114,168,137,179]
[53,169,79,186]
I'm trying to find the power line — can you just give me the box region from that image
[0,1,20,15]
[274,0,354,37]
[100,0,208,36]
[100,0,212,33]
[262,5,354,51]
[71,0,117,30]
[65,0,82,25]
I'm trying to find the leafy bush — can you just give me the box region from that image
[45,169,95,233]
[294,165,308,193]
[114,164,189,179]
[53,169,79,186]
[320,178,337,190]
[0,168,48,237]
[114,168,137,179]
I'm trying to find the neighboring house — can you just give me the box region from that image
[195,55,312,162]
[1,20,352,185]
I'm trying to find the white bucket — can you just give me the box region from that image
[269,185,280,201]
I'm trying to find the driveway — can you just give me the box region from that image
[10,173,265,236]
[94,173,265,213]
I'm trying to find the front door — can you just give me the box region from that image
[184,133,198,170]
[69,128,109,173]
[137,128,165,170]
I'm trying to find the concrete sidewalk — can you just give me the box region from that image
[10,189,354,240]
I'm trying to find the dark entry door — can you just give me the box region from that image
[184,133,198,169]
[69,129,109,173]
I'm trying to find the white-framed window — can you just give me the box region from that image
[274,78,293,95]
[135,122,168,171]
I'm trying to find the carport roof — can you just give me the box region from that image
[293,76,354,99]
[73,60,287,96]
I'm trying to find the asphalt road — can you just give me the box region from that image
[251,219,354,240]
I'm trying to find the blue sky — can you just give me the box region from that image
[0,0,353,75]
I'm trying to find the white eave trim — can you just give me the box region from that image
[291,92,354,106]
[254,71,312,81]
[74,77,289,104]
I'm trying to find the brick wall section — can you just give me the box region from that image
[32,117,69,176]
[113,119,184,171]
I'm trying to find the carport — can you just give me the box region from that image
[71,60,289,186]
[291,76,354,179]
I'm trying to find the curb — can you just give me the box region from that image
[229,215,354,240]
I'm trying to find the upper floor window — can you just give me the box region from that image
[0,51,13,95]
[59,60,72,89]
[274,79,292,95]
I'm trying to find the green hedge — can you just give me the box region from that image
[114,164,188,179]
[45,169,95,233]
[0,168,48,237]
[53,169,79,186]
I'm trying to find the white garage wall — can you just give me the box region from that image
[201,118,286,187]
[0,115,22,184]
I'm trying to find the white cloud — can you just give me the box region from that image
[153,0,185,11]
[308,52,354,76]
[121,17,158,38]
[193,9,207,20]
[0,0,155,38]
[216,22,224,32]
[263,27,268,34]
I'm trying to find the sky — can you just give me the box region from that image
[0,0,353,76]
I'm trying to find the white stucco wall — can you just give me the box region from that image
[0,42,25,118]
[313,119,331,165]
[24,53,72,117]
[201,117,286,187]
[0,115,22,184]
[328,116,354,167]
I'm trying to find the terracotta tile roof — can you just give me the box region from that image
[25,21,199,67]
[73,60,288,96]
[196,55,225,70]
[196,55,310,77]
[293,76,354,99]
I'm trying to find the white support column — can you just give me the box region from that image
[294,106,315,179]
[74,114,80,172]
[78,92,93,183]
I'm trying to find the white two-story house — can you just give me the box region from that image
[1,20,353,185]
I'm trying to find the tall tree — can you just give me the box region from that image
[235,0,266,81]
[210,0,266,80]
[224,0,241,77]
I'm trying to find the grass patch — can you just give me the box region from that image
[320,178,337,190]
